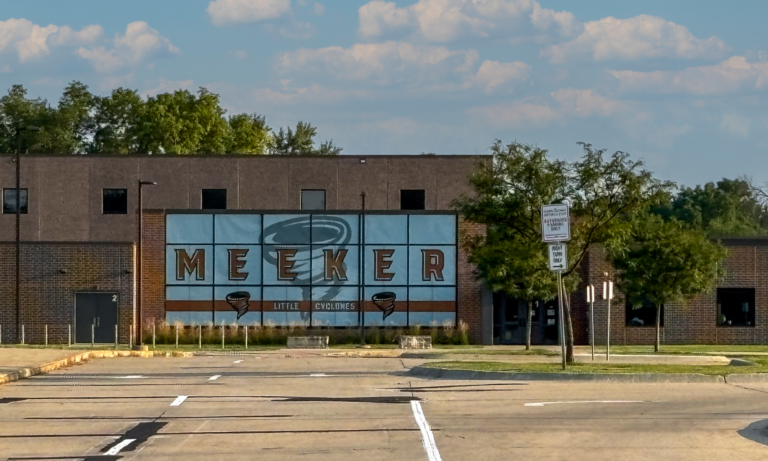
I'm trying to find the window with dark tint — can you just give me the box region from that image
[202,189,227,210]
[718,288,755,326]
[626,299,664,327]
[3,188,28,214]
[102,189,127,214]
[301,189,326,210]
[401,189,425,210]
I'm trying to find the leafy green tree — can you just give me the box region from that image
[194,88,229,154]
[609,214,726,351]
[0,84,49,153]
[37,81,95,153]
[90,88,144,154]
[656,178,767,237]
[226,113,273,154]
[273,121,341,155]
[454,141,565,350]
[134,89,199,154]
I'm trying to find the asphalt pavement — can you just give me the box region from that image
[0,352,767,460]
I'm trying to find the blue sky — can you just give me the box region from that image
[1,0,767,187]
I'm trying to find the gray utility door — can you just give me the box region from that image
[75,293,118,343]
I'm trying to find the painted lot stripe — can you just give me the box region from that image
[525,400,644,407]
[170,395,188,407]
[117,375,145,379]
[411,400,442,461]
[209,375,221,381]
[233,360,243,364]
[310,373,327,377]
[105,438,135,455]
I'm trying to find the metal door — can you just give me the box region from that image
[75,293,118,343]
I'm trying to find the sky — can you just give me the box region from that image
[1,0,767,187]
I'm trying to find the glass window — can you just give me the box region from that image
[401,189,425,210]
[626,299,664,327]
[301,189,325,210]
[3,188,28,214]
[717,288,755,327]
[202,189,227,210]
[102,189,127,214]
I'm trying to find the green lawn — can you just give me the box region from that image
[586,345,768,355]
[424,357,768,376]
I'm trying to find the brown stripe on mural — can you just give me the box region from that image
[408,301,456,312]
[166,301,213,312]
[364,301,407,312]
[262,301,311,312]
[214,300,262,311]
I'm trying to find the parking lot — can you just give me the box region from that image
[1,353,768,460]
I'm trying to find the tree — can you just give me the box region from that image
[656,178,767,237]
[226,113,272,154]
[194,88,229,154]
[90,87,144,154]
[0,84,49,153]
[608,214,726,351]
[454,141,565,350]
[37,81,95,154]
[273,121,341,155]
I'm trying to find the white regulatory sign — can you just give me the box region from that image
[548,243,567,272]
[541,204,570,242]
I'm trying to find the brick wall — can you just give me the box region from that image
[578,243,768,346]
[140,210,166,330]
[0,242,134,344]
[458,219,486,343]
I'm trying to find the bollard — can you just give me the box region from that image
[22,324,25,345]
[129,325,133,349]
[245,325,248,349]
[115,324,118,347]
[91,323,95,347]
[45,325,48,346]
[68,325,71,347]
[175,325,179,348]
[198,325,202,349]
[152,324,156,349]
[221,325,225,349]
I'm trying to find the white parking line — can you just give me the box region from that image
[233,360,243,364]
[411,401,442,461]
[105,438,135,455]
[171,395,188,407]
[116,375,145,379]
[525,400,644,407]
[309,373,327,377]
[208,375,221,381]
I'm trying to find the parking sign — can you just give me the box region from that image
[541,204,570,242]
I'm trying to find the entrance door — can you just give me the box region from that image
[75,293,118,343]
[493,294,559,345]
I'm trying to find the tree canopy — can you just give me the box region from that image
[0,82,340,156]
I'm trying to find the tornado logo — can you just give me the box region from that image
[372,292,396,320]
[226,291,250,320]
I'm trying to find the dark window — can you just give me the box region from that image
[401,189,425,210]
[102,189,127,214]
[718,288,755,326]
[202,189,227,210]
[626,299,664,327]
[3,188,28,214]
[301,189,325,210]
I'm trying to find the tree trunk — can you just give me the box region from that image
[655,305,661,353]
[525,301,533,351]
[563,290,575,363]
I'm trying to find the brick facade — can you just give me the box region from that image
[457,219,486,343]
[140,210,166,330]
[0,242,134,344]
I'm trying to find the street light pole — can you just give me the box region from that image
[136,180,156,346]
[358,191,368,348]
[15,126,38,343]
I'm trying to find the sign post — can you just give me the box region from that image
[543,203,570,371]
[603,281,614,361]
[586,285,595,361]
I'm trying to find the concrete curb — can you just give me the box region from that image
[0,350,193,386]
[408,366,726,383]
[725,373,768,383]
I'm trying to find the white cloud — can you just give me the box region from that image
[719,113,752,138]
[0,18,102,62]
[207,0,292,26]
[280,21,315,39]
[235,49,247,59]
[358,0,581,42]
[77,21,180,72]
[0,64,10,73]
[142,78,195,97]
[550,88,629,117]
[467,60,530,93]
[278,41,478,85]
[467,100,558,127]
[314,2,325,15]
[252,84,369,105]
[611,56,768,95]
[543,15,727,62]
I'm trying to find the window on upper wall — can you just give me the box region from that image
[626,298,664,327]
[102,189,128,214]
[718,288,755,327]
[401,189,425,210]
[301,189,326,210]
[2,188,28,214]
[202,189,227,210]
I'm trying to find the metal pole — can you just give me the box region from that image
[0,324,2,345]
[68,324,71,347]
[606,295,612,362]
[358,191,367,347]
[21,324,24,345]
[152,323,155,349]
[137,181,143,345]
[15,131,21,344]
[590,290,595,362]
[45,324,48,346]
[221,325,224,349]
[557,270,566,370]
[91,323,94,347]
[199,325,202,349]
[245,325,248,349]
[115,324,118,347]
[129,325,133,349]
[175,325,179,348]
